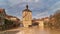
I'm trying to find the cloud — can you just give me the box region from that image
[51,1,60,9]
[35,0,39,2]
[0,0,60,19]
[49,1,60,14]
[7,0,20,6]
[8,0,39,4]
[33,11,49,19]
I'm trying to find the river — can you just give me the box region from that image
[0,26,60,34]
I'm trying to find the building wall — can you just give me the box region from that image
[23,21,32,27]
[35,20,44,27]
[0,9,6,25]
[22,11,32,27]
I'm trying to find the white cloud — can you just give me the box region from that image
[35,0,39,2]
[8,0,21,6]
[49,1,60,14]
[33,11,49,19]
[8,0,39,5]
[51,1,60,9]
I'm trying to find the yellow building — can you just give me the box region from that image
[22,5,32,27]
[33,19,44,27]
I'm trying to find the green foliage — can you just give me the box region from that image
[4,19,13,25]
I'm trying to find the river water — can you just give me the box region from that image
[0,26,60,34]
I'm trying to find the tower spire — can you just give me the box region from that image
[26,5,28,9]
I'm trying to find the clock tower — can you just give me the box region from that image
[22,5,32,27]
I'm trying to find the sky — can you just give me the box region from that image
[0,0,60,19]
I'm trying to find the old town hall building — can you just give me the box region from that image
[22,5,32,27]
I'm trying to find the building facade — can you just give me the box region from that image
[32,19,44,27]
[0,8,6,25]
[22,5,32,27]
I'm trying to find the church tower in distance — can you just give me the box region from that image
[22,5,32,27]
